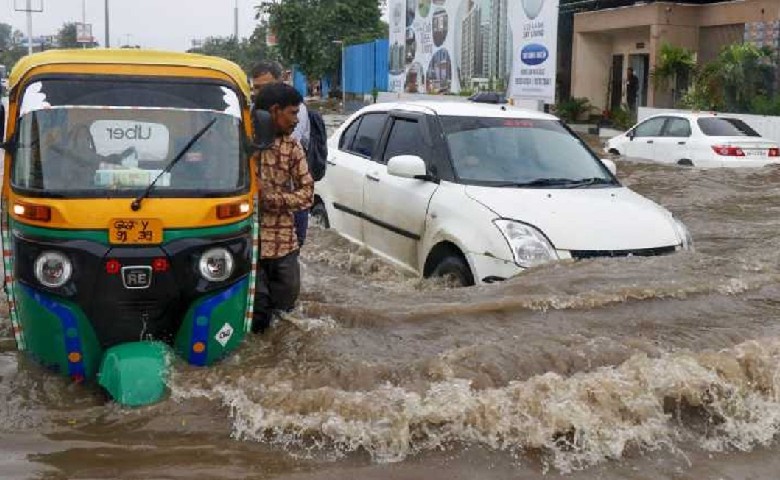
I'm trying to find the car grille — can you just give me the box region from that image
[570,245,677,259]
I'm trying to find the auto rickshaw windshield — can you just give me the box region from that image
[11,78,248,197]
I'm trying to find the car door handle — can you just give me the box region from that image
[646,140,654,144]
[365,174,380,182]
[677,141,686,145]
[326,160,336,166]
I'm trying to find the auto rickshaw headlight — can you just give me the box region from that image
[34,251,73,288]
[199,248,234,282]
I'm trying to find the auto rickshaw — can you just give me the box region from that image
[0,50,271,406]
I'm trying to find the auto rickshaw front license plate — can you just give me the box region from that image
[109,218,163,245]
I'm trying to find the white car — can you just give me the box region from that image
[314,101,692,286]
[605,112,780,167]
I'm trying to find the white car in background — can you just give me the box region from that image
[605,112,780,167]
[313,101,692,286]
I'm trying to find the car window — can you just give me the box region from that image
[339,117,361,151]
[441,116,614,186]
[697,117,760,137]
[633,117,666,137]
[663,117,691,137]
[382,118,423,164]
[349,113,387,158]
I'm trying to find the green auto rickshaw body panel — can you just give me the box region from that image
[15,283,102,381]
[175,277,250,366]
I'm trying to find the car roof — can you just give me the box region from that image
[647,112,726,120]
[357,100,558,120]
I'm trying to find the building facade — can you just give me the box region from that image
[571,0,780,111]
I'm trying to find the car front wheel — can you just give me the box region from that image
[430,254,475,287]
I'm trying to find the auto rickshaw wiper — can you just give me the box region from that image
[130,118,217,211]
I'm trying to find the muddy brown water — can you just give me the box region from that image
[4,125,780,478]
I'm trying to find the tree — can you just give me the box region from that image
[187,24,279,74]
[57,22,80,49]
[260,0,386,80]
[0,23,13,51]
[651,43,696,106]
[0,22,26,72]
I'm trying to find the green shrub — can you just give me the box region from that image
[607,106,633,131]
[553,97,596,122]
[749,95,780,116]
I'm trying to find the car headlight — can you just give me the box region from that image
[493,219,558,267]
[672,217,694,251]
[34,251,73,288]
[199,247,234,282]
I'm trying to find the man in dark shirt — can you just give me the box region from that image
[626,67,639,113]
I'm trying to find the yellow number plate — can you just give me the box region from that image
[109,218,163,245]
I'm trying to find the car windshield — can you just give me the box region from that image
[441,116,615,187]
[697,117,760,137]
[12,79,247,197]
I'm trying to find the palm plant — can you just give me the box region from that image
[553,97,596,122]
[651,43,697,106]
[714,42,775,113]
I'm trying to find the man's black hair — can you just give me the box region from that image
[255,82,303,111]
[251,61,283,80]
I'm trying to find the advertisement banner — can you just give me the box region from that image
[388,0,558,103]
[508,0,559,103]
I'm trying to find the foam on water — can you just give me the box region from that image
[170,337,780,473]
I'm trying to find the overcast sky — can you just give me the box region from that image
[1,0,263,51]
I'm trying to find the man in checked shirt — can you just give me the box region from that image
[252,83,314,333]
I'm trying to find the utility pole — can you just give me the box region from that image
[105,0,110,47]
[14,0,45,55]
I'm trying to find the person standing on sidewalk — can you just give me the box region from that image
[251,83,314,333]
[626,67,639,116]
[251,61,312,247]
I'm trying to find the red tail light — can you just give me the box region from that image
[711,145,745,157]
[769,147,780,157]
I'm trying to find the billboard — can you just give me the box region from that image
[388,0,558,103]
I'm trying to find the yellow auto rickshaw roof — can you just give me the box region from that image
[8,49,250,97]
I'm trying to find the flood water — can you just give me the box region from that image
[4,128,780,478]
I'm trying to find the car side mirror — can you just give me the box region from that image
[601,158,617,176]
[251,109,275,151]
[627,130,635,141]
[387,155,430,180]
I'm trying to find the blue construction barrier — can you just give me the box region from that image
[290,38,388,98]
[292,68,307,97]
[344,39,388,94]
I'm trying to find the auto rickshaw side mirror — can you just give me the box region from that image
[252,109,275,151]
[0,103,5,146]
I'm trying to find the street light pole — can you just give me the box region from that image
[82,0,87,49]
[234,0,239,40]
[105,0,110,47]
[26,0,33,55]
[333,40,345,112]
